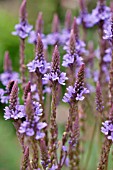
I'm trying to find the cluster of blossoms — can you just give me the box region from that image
[19,94,47,140]
[101,121,113,141]
[27,34,50,74]
[12,0,32,39]
[44,45,68,85]
[63,64,89,103]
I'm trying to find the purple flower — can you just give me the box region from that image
[4,105,25,120]
[43,72,68,86]
[91,4,111,25]
[63,85,89,103]
[0,71,20,86]
[19,101,47,140]
[27,59,50,74]
[63,64,89,103]
[27,34,50,74]
[28,31,48,49]
[77,12,94,28]
[103,20,113,42]
[12,21,33,39]
[0,89,9,104]
[101,120,113,141]
[46,32,61,46]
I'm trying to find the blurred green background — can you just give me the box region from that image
[0,0,112,170]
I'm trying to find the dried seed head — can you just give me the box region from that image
[19,0,27,21]
[52,14,59,33]
[36,34,44,59]
[72,17,79,39]
[69,29,76,55]
[4,51,12,72]
[9,81,18,110]
[65,10,72,31]
[25,92,34,120]
[35,12,43,34]
[24,81,31,102]
[52,45,60,73]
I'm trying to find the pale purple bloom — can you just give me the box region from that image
[43,72,68,85]
[101,120,113,141]
[27,59,50,74]
[103,20,113,42]
[77,12,94,27]
[12,21,33,39]
[4,105,25,120]
[60,29,70,45]
[46,32,61,46]
[0,71,20,86]
[19,101,47,140]
[91,5,111,25]
[63,84,89,103]
[28,31,48,49]
[0,89,9,104]
[103,48,112,62]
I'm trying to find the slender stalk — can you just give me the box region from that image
[97,137,112,170]
[20,38,26,90]
[48,83,58,168]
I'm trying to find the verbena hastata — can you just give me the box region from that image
[1,0,113,170]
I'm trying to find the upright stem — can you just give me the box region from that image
[31,138,39,169]
[20,39,26,90]
[69,101,80,170]
[48,83,58,168]
[97,137,112,170]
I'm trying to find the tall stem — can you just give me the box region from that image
[20,39,26,90]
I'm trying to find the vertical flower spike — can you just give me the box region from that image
[19,0,27,22]
[65,10,72,32]
[96,82,104,118]
[35,12,43,34]
[4,51,12,72]
[27,34,50,74]
[0,52,20,86]
[21,146,30,170]
[72,17,79,40]
[4,81,25,120]
[44,45,67,85]
[12,0,33,90]
[9,81,18,110]
[25,92,34,120]
[40,139,49,169]
[63,64,89,104]
[24,81,31,102]
[52,14,59,33]
[46,14,61,46]
[51,45,60,74]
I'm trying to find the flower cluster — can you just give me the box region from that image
[63,64,89,103]
[101,120,113,141]
[12,21,33,39]
[19,94,47,140]
[12,0,32,39]
[27,34,50,74]
[43,45,68,85]
[4,105,25,120]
